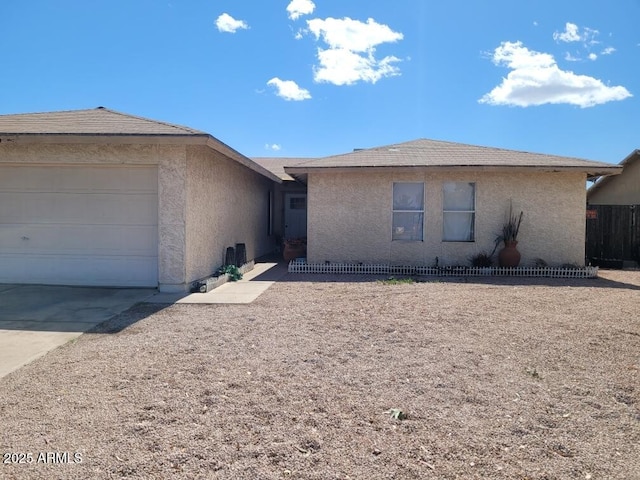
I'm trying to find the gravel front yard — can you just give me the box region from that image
[1,270,639,479]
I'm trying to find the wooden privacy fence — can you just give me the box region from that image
[586,204,640,266]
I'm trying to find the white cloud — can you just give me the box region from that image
[601,46,616,55]
[265,143,282,151]
[554,22,600,45]
[305,17,403,85]
[564,52,580,62]
[307,17,403,52]
[215,13,249,33]
[287,0,315,20]
[582,27,600,45]
[554,22,606,62]
[267,78,312,101]
[554,22,581,42]
[313,48,401,85]
[480,41,632,108]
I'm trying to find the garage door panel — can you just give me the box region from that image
[0,165,158,193]
[0,165,159,287]
[0,192,157,224]
[0,224,157,255]
[0,254,157,287]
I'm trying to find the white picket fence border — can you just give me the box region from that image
[288,260,598,278]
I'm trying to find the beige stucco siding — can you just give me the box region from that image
[0,142,170,165]
[588,159,640,205]
[307,169,587,266]
[157,150,188,289]
[184,146,274,284]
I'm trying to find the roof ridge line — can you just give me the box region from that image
[330,138,601,163]
[0,107,99,118]
[93,107,207,135]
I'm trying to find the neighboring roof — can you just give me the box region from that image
[285,138,622,179]
[0,107,281,183]
[252,157,314,181]
[587,149,640,198]
[0,107,207,136]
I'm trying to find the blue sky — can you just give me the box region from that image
[2,1,638,163]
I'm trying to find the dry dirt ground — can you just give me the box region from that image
[1,270,639,480]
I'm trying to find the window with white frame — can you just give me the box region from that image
[443,182,475,242]
[392,182,424,241]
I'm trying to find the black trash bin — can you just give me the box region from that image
[235,243,246,267]
[225,246,235,266]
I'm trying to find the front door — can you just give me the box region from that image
[284,193,307,239]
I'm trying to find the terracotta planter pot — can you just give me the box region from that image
[283,244,306,262]
[498,240,521,267]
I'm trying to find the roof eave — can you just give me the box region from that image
[0,132,212,145]
[0,132,282,183]
[587,149,639,196]
[204,137,282,184]
[619,148,640,167]
[288,172,308,184]
[285,164,624,176]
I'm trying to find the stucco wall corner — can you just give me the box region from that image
[158,151,187,288]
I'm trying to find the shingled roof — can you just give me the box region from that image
[0,107,206,136]
[0,107,281,183]
[284,138,621,178]
[252,157,314,181]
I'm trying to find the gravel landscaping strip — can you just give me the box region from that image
[1,270,639,479]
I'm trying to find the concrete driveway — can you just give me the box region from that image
[0,284,156,379]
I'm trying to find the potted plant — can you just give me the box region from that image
[283,237,306,262]
[496,204,523,267]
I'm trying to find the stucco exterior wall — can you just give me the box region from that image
[587,159,640,205]
[307,169,587,267]
[0,142,170,165]
[157,150,188,291]
[184,146,275,284]
[0,143,189,291]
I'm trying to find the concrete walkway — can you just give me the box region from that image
[0,285,156,379]
[0,258,288,379]
[147,258,289,304]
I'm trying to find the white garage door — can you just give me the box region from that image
[0,165,158,287]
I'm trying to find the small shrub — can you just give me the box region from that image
[469,252,493,267]
[525,367,541,379]
[534,258,548,267]
[388,408,408,420]
[218,265,243,281]
[378,276,415,285]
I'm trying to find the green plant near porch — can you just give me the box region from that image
[217,264,243,281]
